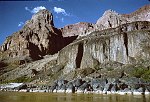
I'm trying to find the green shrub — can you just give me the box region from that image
[131,66,150,81]
[132,67,147,78]
[107,67,114,71]
[95,67,103,71]
[6,76,33,83]
[141,70,150,81]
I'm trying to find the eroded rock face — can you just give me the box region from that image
[123,5,150,22]
[60,5,150,38]
[1,5,149,62]
[0,5,150,82]
[0,9,76,61]
[61,22,94,37]
[96,10,127,29]
[58,21,150,74]
[96,5,150,30]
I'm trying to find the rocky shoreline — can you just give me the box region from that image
[1,78,150,95]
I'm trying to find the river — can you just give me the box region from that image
[0,92,150,102]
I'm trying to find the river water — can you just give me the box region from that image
[0,92,150,102]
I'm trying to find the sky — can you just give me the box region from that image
[0,0,149,45]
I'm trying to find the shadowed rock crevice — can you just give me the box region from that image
[123,32,128,56]
[76,43,84,68]
[28,42,43,60]
[63,36,78,47]
[48,34,78,55]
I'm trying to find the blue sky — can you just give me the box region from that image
[0,0,149,44]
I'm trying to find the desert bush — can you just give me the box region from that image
[131,66,150,81]
[8,76,33,83]
[107,67,114,71]
[141,70,150,81]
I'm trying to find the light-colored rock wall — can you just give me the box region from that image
[58,21,150,74]
[57,44,79,74]
[96,5,150,30]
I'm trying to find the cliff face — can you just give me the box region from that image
[58,21,150,74]
[61,22,94,37]
[1,5,149,62]
[0,5,150,84]
[96,5,150,30]
[123,5,150,21]
[96,10,127,29]
[0,10,76,61]
[61,5,150,38]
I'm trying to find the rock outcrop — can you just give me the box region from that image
[60,5,150,38]
[58,21,150,74]
[47,78,149,95]
[0,5,150,88]
[61,22,94,37]
[96,9,127,29]
[122,5,150,22]
[1,5,149,62]
[96,5,150,30]
[0,9,77,62]
[57,5,150,75]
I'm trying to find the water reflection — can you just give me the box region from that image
[0,92,149,102]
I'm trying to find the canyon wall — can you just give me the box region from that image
[58,21,150,74]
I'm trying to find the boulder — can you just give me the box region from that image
[132,87,145,95]
[57,80,68,87]
[103,83,113,93]
[66,82,75,93]
[57,84,66,93]
[121,77,142,89]
[49,82,57,92]
[73,79,84,87]
[91,78,107,90]
[77,82,91,93]
[16,84,28,90]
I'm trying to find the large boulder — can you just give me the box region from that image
[66,82,75,93]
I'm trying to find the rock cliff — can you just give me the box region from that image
[0,9,77,62]
[0,5,150,85]
[60,5,150,38]
[58,21,150,74]
[61,22,94,37]
[96,5,150,30]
